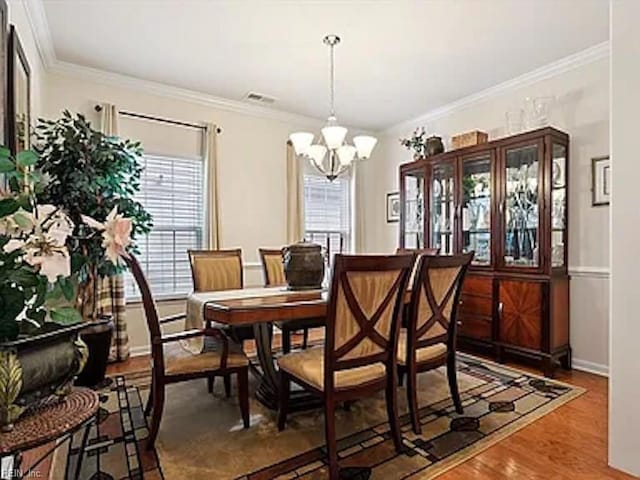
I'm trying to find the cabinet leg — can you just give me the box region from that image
[496,346,505,364]
[560,348,572,371]
[542,357,555,378]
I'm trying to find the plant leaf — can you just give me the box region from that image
[16,150,38,168]
[0,158,14,173]
[0,146,11,159]
[49,307,82,326]
[0,199,19,217]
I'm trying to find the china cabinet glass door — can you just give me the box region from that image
[551,143,567,268]
[461,154,492,266]
[430,162,455,254]
[402,170,425,248]
[502,143,541,268]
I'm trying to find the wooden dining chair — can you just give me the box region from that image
[124,255,250,449]
[395,247,440,342]
[188,248,255,395]
[277,254,414,480]
[399,252,474,434]
[259,248,325,353]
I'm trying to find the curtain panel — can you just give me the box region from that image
[286,140,305,244]
[203,123,221,249]
[98,102,130,362]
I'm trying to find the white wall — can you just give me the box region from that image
[41,71,326,354]
[360,55,610,374]
[609,0,640,475]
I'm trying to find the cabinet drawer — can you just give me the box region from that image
[459,294,493,318]
[462,275,493,297]
[459,315,492,340]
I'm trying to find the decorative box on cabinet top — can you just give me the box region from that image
[451,130,488,150]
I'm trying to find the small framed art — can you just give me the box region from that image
[386,192,400,223]
[591,156,610,206]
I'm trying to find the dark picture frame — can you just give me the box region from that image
[7,24,30,155]
[0,0,7,148]
[591,155,610,206]
[386,192,400,223]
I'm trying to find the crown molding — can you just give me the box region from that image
[383,41,610,135]
[48,60,327,128]
[22,0,56,68]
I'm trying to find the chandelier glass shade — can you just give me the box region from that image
[289,34,377,181]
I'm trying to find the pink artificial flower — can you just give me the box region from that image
[82,206,133,265]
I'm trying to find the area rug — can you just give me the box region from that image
[54,354,583,479]
[50,376,163,479]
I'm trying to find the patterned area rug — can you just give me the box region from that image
[53,354,583,479]
[51,376,163,479]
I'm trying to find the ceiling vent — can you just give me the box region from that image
[244,92,277,105]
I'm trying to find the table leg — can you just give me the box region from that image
[252,322,322,411]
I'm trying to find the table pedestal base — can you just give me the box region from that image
[252,322,323,411]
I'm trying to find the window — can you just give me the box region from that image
[125,154,204,299]
[303,172,352,262]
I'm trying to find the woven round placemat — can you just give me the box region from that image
[0,388,99,455]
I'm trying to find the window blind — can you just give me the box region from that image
[303,173,352,261]
[125,154,204,299]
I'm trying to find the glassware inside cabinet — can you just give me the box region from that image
[403,171,424,248]
[551,143,567,267]
[431,162,455,254]
[503,145,540,267]
[462,155,491,265]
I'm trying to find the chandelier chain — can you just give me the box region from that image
[329,40,335,117]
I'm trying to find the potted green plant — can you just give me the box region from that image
[34,111,152,386]
[0,148,90,430]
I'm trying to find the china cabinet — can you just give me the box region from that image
[399,127,570,376]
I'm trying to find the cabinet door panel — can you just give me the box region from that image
[500,142,543,269]
[461,153,493,266]
[430,161,456,254]
[459,315,492,340]
[460,294,493,318]
[401,168,425,248]
[498,280,542,350]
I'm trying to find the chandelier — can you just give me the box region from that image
[289,35,377,181]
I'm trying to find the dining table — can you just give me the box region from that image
[188,286,328,411]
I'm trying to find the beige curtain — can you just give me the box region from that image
[286,140,305,244]
[352,163,366,253]
[98,102,130,362]
[203,124,221,249]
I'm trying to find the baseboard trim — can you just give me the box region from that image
[130,345,151,358]
[572,358,609,377]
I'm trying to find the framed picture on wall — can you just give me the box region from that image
[7,24,30,155]
[386,192,400,223]
[591,155,610,206]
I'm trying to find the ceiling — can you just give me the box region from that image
[40,0,609,130]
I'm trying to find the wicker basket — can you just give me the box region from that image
[451,130,488,150]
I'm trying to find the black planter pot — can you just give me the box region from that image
[75,317,114,388]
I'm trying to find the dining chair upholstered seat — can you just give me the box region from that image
[277,254,414,480]
[162,340,249,376]
[259,248,325,353]
[278,347,386,391]
[396,329,447,366]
